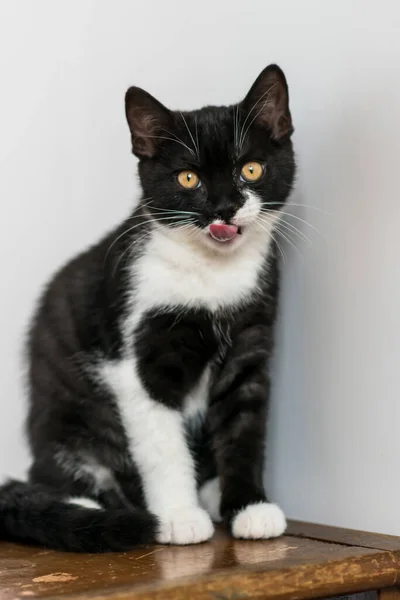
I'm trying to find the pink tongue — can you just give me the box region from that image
[209,223,238,242]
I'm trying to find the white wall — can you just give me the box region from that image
[0,0,399,534]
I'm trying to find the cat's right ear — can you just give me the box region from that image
[125,87,173,158]
[241,64,293,140]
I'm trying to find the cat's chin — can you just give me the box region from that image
[159,222,246,254]
[158,222,267,256]
[200,223,271,255]
[202,230,245,253]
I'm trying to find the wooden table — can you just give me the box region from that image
[1,521,400,600]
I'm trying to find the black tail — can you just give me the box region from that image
[0,480,158,552]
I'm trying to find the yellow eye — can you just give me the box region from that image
[240,161,263,183]
[177,170,200,189]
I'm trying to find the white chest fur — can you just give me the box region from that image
[134,228,269,311]
[122,225,271,355]
[98,226,272,542]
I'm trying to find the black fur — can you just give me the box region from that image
[0,481,156,552]
[0,64,295,551]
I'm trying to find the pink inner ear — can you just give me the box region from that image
[255,94,292,139]
[139,113,158,137]
[242,66,292,140]
[128,109,163,158]
[129,108,158,138]
[125,87,173,157]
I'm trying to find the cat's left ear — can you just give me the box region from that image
[241,64,293,140]
[125,87,173,158]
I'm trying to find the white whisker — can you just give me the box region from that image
[233,104,241,154]
[260,201,331,215]
[259,213,312,246]
[255,218,286,265]
[136,198,199,217]
[146,207,199,216]
[277,220,312,246]
[141,134,195,156]
[271,231,286,265]
[256,212,302,259]
[105,215,197,264]
[275,227,304,263]
[274,209,322,237]
[238,82,278,151]
[195,116,200,158]
[112,231,150,276]
[260,215,304,262]
[260,206,322,237]
[180,112,199,158]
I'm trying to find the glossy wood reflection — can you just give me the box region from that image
[0,523,399,600]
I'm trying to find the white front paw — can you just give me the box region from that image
[232,503,286,540]
[157,507,214,545]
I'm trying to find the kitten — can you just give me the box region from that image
[0,64,295,551]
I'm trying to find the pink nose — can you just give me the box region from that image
[209,223,238,242]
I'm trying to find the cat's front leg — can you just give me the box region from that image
[113,365,213,545]
[209,324,286,540]
[146,402,214,545]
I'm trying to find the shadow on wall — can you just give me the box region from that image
[265,94,384,521]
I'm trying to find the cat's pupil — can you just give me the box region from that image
[249,165,254,173]
[187,173,192,181]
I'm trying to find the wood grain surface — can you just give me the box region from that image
[0,522,399,600]
[287,521,400,552]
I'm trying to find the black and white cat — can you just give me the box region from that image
[0,64,295,552]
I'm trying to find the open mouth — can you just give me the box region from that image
[208,223,243,243]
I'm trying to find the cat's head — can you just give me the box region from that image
[125,64,295,254]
